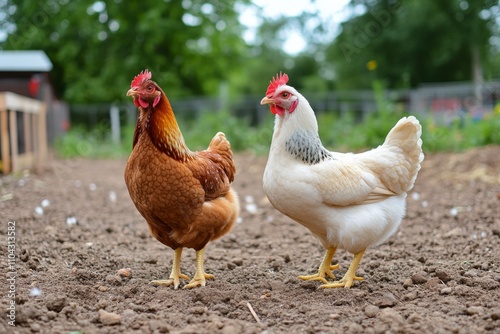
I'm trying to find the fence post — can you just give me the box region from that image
[38,102,48,171]
[110,105,120,145]
[9,109,18,173]
[0,94,11,174]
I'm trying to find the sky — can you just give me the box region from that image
[239,0,352,54]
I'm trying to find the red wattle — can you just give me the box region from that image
[139,97,149,108]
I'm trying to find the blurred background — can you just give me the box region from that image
[0,0,499,172]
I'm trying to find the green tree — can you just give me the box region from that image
[328,0,500,89]
[0,0,250,103]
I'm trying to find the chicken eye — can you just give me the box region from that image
[282,92,289,98]
[146,85,154,92]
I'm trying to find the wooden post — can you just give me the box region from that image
[9,109,18,173]
[0,94,10,174]
[38,102,47,169]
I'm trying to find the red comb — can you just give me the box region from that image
[131,69,152,88]
[266,72,289,96]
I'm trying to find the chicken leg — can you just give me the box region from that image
[298,247,339,283]
[150,248,190,289]
[319,249,365,289]
[183,247,214,289]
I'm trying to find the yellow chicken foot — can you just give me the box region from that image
[298,247,339,283]
[319,249,365,289]
[184,248,214,289]
[150,248,190,289]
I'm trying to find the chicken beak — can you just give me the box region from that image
[127,88,138,97]
[260,96,275,105]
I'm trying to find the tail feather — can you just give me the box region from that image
[383,116,424,191]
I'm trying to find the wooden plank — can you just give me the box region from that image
[38,102,48,170]
[4,91,43,114]
[9,110,18,173]
[0,94,10,174]
[24,112,32,153]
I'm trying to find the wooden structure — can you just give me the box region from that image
[0,92,47,174]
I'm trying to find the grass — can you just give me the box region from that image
[55,109,500,159]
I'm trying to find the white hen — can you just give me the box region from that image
[261,73,424,288]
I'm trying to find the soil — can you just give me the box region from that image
[1,146,500,334]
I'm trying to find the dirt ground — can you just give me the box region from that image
[1,145,500,334]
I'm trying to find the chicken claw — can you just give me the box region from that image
[183,248,214,289]
[149,248,190,289]
[298,247,339,283]
[319,250,365,289]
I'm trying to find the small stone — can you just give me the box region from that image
[440,287,452,295]
[105,275,122,286]
[30,323,41,332]
[466,306,485,315]
[188,306,206,315]
[232,258,243,266]
[117,268,132,278]
[46,311,57,320]
[348,322,364,333]
[435,270,452,283]
[46,295,68,313]
[463,270,478,277]
[411,273,428,284]
[365,305,380,318]
[403,278,413,288]
[490,308,500,320]
[98,309,122,325]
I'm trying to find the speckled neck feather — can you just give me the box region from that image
[285,130,333,165]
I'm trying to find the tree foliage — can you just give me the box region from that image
[0,0,250,103]
[327,0,500,89]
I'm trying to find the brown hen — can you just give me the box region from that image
[125,70,239,289]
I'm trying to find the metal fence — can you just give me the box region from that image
[68,80,500,134]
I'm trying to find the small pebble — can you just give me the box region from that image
[403,278,413,288]
[117,268,132,278]
[440,287,452,295]
[98,309,122,325]
[364,305,380,318]
[463,270,478,277]
[109,191,117,202]
[41,199,50,207]
[411,273,428,284]
[490,308,500,320]
[466,306,484,315]
[30,323,41,332]
[34,206,44,215]
[435,270,452,283]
